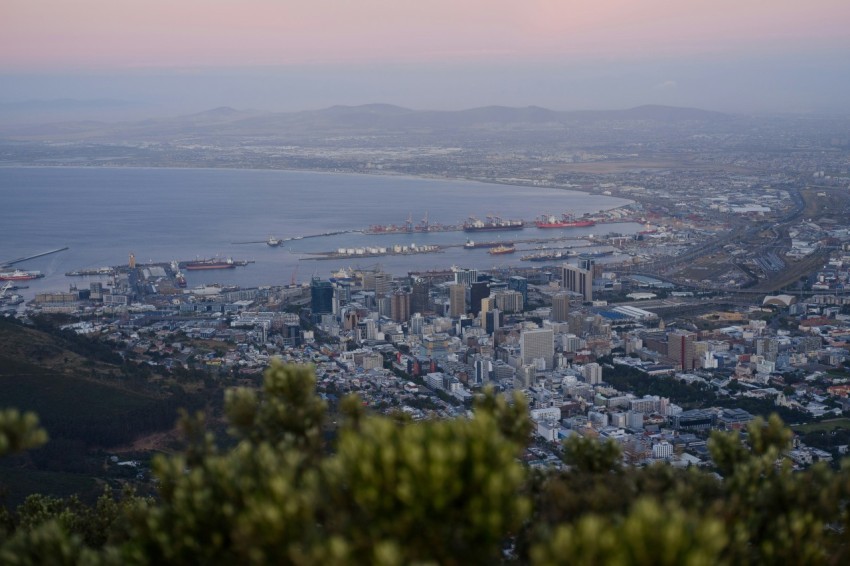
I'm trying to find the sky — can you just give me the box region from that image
[2,0,850,116]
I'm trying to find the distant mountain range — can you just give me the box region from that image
[0,102,732,140]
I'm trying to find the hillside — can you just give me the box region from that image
[0,319,193,448]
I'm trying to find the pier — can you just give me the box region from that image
[1,246,69,268]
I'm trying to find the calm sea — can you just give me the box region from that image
[0,167,638,298]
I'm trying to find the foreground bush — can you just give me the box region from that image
[2,362,850,565]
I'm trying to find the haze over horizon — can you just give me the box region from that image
[3,1,850,118]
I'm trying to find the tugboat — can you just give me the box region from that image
[267,236,282,247]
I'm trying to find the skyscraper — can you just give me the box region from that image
[470,281,490,316]
[560,259,593,302]
[520,328,554,370]
[453,268,478,287]
[669,330,697,371]
[310,277,334,314]
[551,293,570,322]
[391,290,411,323]
[449,284,466,317]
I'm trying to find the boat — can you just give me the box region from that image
[65,266,114,276]
[267,236,281,247]
[463,239,512,249]
[520,250,574,262]
[181,258,236,270]
[175,271,187,287]
[488,244,516,255]
[0,269,44,281]
[534,213,596,229]
[462,215,524,232]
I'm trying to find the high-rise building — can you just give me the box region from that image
[583,362,602,385]
[449,284,466,317]
[390,290,411,323]
[520,328,554,370]
[363,271,392,297]
[669,330,697,370]
[561,256,594,302]
[453,268,478,287]
[508,276,528,304]
[470,281,490,316]
[485,308,501,334]
[377,296,392,318]
[493,290,523,313]
[411,279,431,314]
[310,278,334,314]
[551,293,570,322]
[473,358,492,385]
[756,337,779,362]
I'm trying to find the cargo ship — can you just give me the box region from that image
[365,212,456,235]
[0,269,44,281]
[488,244,516,255]
[463,215,524,233]
[520,250,574,262]
[534,213,596,229]
[463,239,512,249]
[181,258,236,270]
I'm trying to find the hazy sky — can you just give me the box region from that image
[2,0,850,115]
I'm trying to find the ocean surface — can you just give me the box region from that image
[0,167,640,299]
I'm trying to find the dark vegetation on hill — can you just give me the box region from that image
[1,362,850,564]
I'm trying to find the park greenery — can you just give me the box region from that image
[2,362,850,564]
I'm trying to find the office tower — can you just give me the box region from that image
[485,308,501,334]
[669,330,697,371]
[411,279,431,314]
[520,328,554,370]
[551,293,570,322]
[583,362,602,385]
[561,257,594,302]
[391,290,411,323]
[449,284,466,317]
[310,277,334,314]
[756,337,779,362]
[493,290,523,313]
[453,268,478,287]
[473,358,492,385]
[470,281,490,316]
[363,271,392,297]
[508,276,528,304]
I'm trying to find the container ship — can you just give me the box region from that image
[534,213,596,229]
[488,244,517,255]
[0,269,44,281]
[463,215,524,233]
[181,258,236,270]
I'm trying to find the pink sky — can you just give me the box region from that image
[2,0,849,70]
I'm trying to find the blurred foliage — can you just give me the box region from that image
[0,409,47,458]
[2,362,850,564]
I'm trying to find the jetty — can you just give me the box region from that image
[1,246,69,268]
